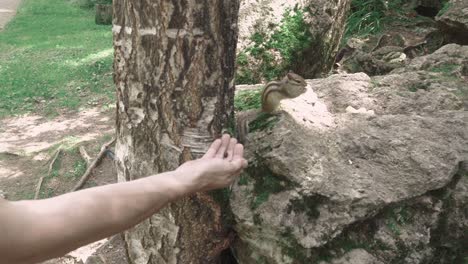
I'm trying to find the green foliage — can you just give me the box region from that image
[252,191,271,209]
[236,7,312,84]
[246,160,293,210]
[0,0,114,117]
[238,173,250,186]
[249,112,280,132]
[210,188,231,208]
[430,64,459,74]
[280,227,309,261]
[236,70,256,85]
[344,0,404,41]
[234,88,262,111]
[387,218,401,235]
[385,206,412,236]
[237,51,249,66]
[64,159,87,178]
[437,0,452,16]
[270,9,313,66]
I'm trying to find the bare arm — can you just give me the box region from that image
[0,135,247,264]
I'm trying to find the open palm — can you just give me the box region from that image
[176,134,248,191]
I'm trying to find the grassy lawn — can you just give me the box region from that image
[0,0,114,118]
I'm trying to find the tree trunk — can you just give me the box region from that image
[112,1,240,263]
[236,0,352,83]
[297,0,352,77]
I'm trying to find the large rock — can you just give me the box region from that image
[436,0,468,44]
[231,44,468,263]
[237,0,297,51]
[236,0,351,82]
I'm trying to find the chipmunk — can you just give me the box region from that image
[236,72,307,143]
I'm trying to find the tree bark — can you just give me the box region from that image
[113,1,239,263]
[297,0,352,77]
[236,0,352,82]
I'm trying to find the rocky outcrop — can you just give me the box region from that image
[436,0,468,45]
[335,0,468,77]
[237,0,297,52]
[236,0,351,83]
[231,44,468,263]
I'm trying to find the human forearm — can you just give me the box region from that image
[0,134,247,264]
[0,170,190,264]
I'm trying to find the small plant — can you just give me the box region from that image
[345,0,385,39]
[236,7,313,84]
[252,192,271,209]
[344,0,404,42]
[387,218,401,235]
[430,64,459,74]
[234,88,262,111]
[65,159,87,178]
[247,161,291,210]
[249,112,279,132]
[270,8,313,67]
[437,0,452,16]
[238,173,250,186]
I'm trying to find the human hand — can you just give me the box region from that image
[175,134,248,192]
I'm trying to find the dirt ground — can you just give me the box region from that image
[0,108,129,264]
[0,0,21,31]
[1,2,129,263]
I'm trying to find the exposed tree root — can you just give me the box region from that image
[35,147,62,199]
[98,254,108,264]
[79,146,92,166]
[72,138,116,191]
[0,151,20,157]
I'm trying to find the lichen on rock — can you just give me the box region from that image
[230,44,468,263]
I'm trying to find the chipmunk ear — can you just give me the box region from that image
[287,72,301,83]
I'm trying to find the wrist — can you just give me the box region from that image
[149,170,199,200]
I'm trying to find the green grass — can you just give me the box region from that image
[344,0,404,42]
[437,0,452,16]
[429,64,459,74]
[0,0,114,117]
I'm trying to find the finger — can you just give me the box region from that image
[232,143,244,161]
[215,134,231,158]
[203,139,222,159]
[230,159,247,172]
[226,138,237,161]
[241,158,248,168]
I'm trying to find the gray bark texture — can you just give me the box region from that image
[236,0,352,81]
[112,1,240,263]
[298,0,352,77]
